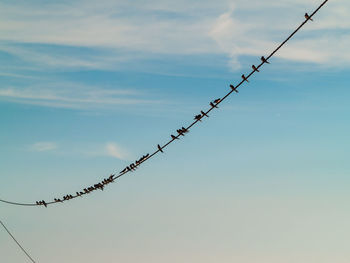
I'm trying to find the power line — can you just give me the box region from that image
[0,0,329,207]
[0,219,37,263]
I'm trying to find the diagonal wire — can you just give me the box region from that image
[0,219,37,263]
[0,0,329,207]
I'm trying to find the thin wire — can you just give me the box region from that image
[0,0,329,207]
[0,219,37,263]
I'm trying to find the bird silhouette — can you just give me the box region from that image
[213,98,221,104]
[194,114,202,121]
[305,13,313,21]
[210,102,218,108]
[120,167,128,174]
[252,65,260,72]
[201,110,209,117]
[177,129,185,136]
[181,127,189,133]
[241,74,249,82]
[261,56,270,64]
[171,134,179,140]
[230,84,239,93]
[157,144,164,153]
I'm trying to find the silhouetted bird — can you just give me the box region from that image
[171,134,179,140]
[157,144,164,153]
[42,200,47,207]
[230,84,239,93]
[201,110,209,117]
[305,13,313,21]
[213,98,221,104]
[177,129,185,136]
[120,167,127,174]
[241,74,249,82]
[252,65,259,72]
[194,114,202,121]
[261,56,270,64]
[210,102,218,108]
[181,127,189,133]
[95,184,104,191]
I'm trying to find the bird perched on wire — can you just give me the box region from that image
[130,163,136,171]
[120,167,128,174]
[157,144,164,153]
[230,84,239,93]
[194,114,202,121]
[305,13,313,21]
[171,134,179,140]
[181,127,189,133]
[213,98,221,104]
[177,129,185,136]
[210,102,218,108]
[252,65,259,72]
[201,110,209,117]
[241,74,249,83]
[261,56,270,64]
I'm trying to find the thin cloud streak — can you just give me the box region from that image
[0,85,163,110]
[30,142,58,152]
[79,142,132,161]
[0,0,348,71]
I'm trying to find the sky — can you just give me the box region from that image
[1,0,350,262]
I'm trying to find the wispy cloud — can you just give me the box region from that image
[0,83,163,110]
[80,142,131,161]
[30,142,58,152]
[105,142,129,160]
[208,2,350,70]
[0,0,348,72]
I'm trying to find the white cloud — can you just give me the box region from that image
[30,142,58,152]
[105,142,129,160]
[0,0,348,71]
[208,1,350,70]
[0,84,162,110]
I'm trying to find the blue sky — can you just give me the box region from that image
[1,0,350,262]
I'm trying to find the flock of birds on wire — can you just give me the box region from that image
[1,4,330,263]
[32,12,317,208]
[34,53,273,207]
[0,10,323,208]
